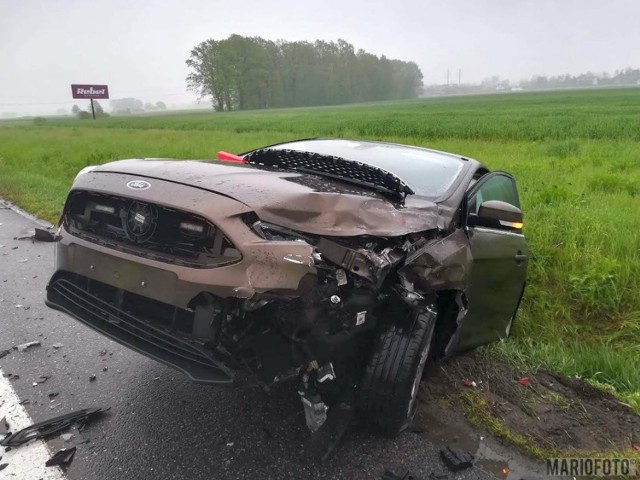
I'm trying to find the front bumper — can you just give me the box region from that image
[46,272,235,384]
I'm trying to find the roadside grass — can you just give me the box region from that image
[1,88,639,411]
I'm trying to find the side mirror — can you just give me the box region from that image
[470,200,523,230]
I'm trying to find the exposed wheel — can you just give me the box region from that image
[358,307,437,437]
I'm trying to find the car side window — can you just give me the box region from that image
[467,174,519,216]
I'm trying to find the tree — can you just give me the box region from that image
[186,35,424,111]
[155,101,167,110]
[71,105,80,115]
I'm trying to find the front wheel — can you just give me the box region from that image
[358,307,437,437]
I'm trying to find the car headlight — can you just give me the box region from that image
[251,220,313,243]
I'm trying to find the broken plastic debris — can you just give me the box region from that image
[45,447,76,467]
[462,379,473,388]
[33,375,50,386]
[226,442,234,447]
[429,473,448,480]
[0,416,9,435]
[48,392,59,399]
[0,408,108,447]
[382,467,413,480]
[52,343,63,349]
[440,446,474,472]
[0,349,10,359]
[34,228,57,242]
[633,444,640,452]
[306,403,353,461]
[60,433,74,442]
[14,341,41,352]
[89,374,96,382]
[518,377,530,387]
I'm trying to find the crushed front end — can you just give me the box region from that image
[46,164,471,447]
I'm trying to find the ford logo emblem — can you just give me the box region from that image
[126,180,151,190]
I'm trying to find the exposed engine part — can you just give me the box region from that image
[299,392,328,432]
[315,237,406,286]
[317,363,336,384]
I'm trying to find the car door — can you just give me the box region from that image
[454,172,528,352]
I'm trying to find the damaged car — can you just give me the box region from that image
[46,138,528,439]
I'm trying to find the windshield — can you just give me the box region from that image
[267,139,466,198]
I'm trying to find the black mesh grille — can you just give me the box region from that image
[245,148,414,197]
[63,191,241,268]
[47,273,233,384]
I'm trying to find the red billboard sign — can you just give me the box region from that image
[71,84,109,99]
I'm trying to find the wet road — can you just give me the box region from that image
[0,202,516,480]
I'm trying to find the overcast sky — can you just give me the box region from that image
[1,0,638,115]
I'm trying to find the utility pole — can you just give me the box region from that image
[447,69,450,86]
[90,99,96,120]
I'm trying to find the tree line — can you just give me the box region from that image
[186,35,423,111]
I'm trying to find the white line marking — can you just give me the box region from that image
[0,367,67,480]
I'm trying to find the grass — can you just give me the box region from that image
[1,87,639,409]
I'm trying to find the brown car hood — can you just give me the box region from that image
[93,159,448,236]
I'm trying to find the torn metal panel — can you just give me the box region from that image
[400,229,472,291]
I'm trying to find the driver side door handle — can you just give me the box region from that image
[514,253,528,263]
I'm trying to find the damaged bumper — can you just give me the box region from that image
[46,272,236,384]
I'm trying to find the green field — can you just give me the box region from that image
[1,88,639,409]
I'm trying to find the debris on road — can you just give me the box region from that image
[0,407,108,448]
[48,392,59,399]
[0,416,9,435]
[381,467,414,479]
[89,374,96,382]
[45,447,76,467]
[32,375,50,386]
[0,463,8,472]
[307,402,353,461]
[0,349,10,359]
[14,341,41,352]
[34,227,58,242]
[52,343,63,349]
[60,433,74,442]
[429,473,448,480]
[462,379,477,388]
[14,227,58,242]
[3,373,19,381]
[440,446,474,472]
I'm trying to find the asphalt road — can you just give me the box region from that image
[0,203,505,480]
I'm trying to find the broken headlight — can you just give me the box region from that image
[251,220,314,243]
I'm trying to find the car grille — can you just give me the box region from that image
[63,190,241,268]
[47,272,234,384]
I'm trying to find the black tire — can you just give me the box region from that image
[358,307,437,437]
